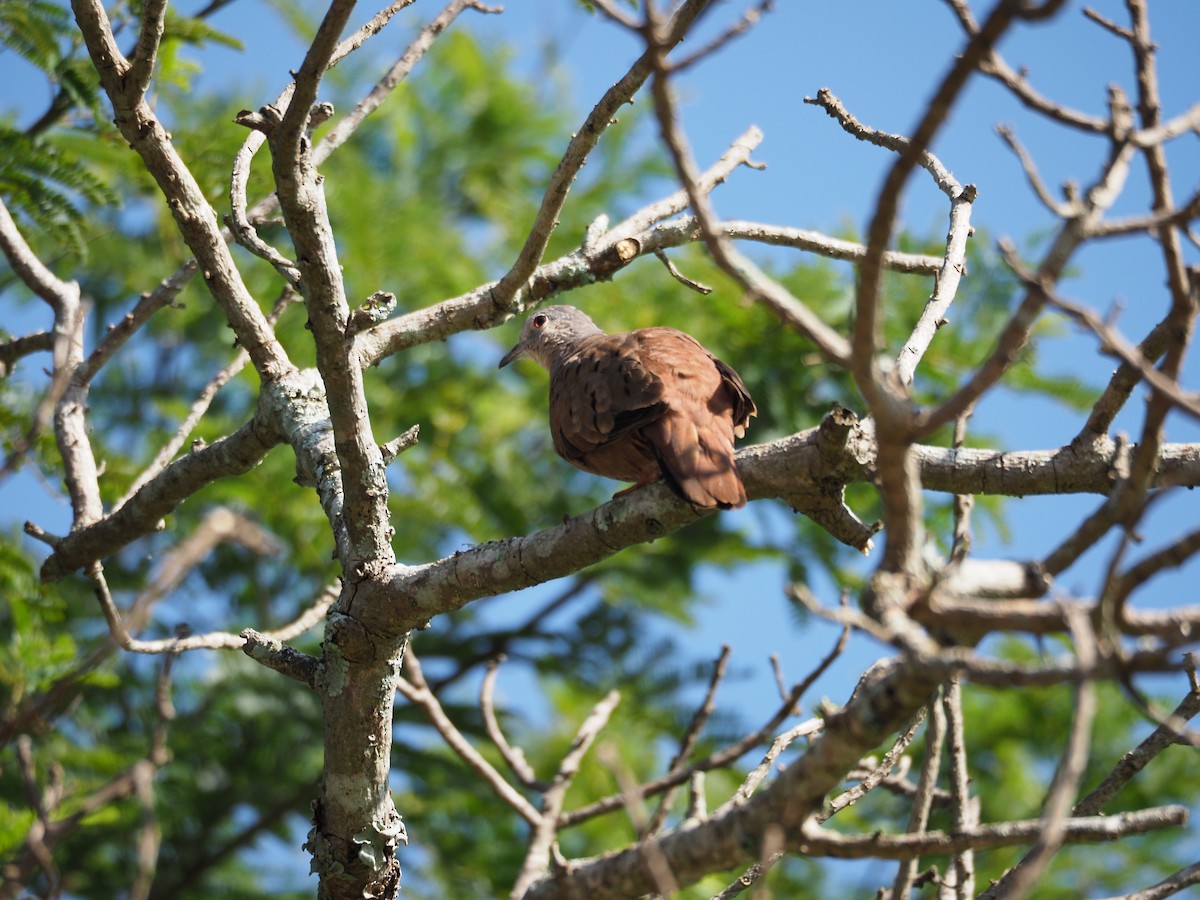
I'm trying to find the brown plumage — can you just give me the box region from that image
[498,305,756,509]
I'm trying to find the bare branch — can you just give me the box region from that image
[1074,686,1200,816]
[552,622,844,831]
[944,677,977,898]
[591,743,680,898]
[40,409,283,581]
[1109,527,1200,609]
[894,183,978,386]
[804,88,963,197]
[647,49,851,365]
[796,805,1187,860]
[115,289,299,511]
[1041,278,1200,423]
[669,0,774,73]
[606,126,764,240]
[826,712,927,821]
[69,0,292,381]
[646,644,732,834]
[891,689,946,900]
[490,0,716,315]
[511,691,621,897]
[1094,861,1200,900]
[944,0,1108,132]
[80,260,199,385]
[0,331,55,378]
[313,0,494,167]
[996,123,1076,217]
[915,128,1138,438]
[653,249,713,294]
[398,651,542,827]
[481,657,549,791]
[0,197,79,307]
[241,629,321,688]
[982,606,1098,899]
[127,0,168,98]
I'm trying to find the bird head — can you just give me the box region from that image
[498,305,603,372]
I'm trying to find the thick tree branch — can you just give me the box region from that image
[70,0,292,381]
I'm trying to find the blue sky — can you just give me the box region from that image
[3,0,1200,752]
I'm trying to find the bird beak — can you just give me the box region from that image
[498,343,524,369]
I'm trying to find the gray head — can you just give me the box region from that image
[498,305,604,372]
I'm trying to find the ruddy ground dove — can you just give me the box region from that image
[498,305,756,509]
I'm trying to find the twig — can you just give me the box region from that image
[728,719,822,810]
[944,0,1107,133]
[81,259,199,384]
[823,710,927,820]
[116,289,299,511]
[595,742,680,897]
[768,654,788,702]
[646,43,850,365]
[857,0,1065,441]
[0,331,55,377]
[1108,527,1200,610]
[1093,861,1200,900]
[489,0,715,314]
[588,0,639,31]
[70,0,291,380]
[1074,684,1200,816]
[1039,436,1136,578]
[943,678,977,898]
[130,649,178,900]
[0,195,80,307]
[654,249,713,294]
[510,691,621,898]
[398,650,541,827]
[126,0,168,97]
[804,88,962,197]
[80,560,334,655]
[891,691,946,900]
[1075,311,1178,445]
[669,0,774,73]
[894,182,977,386]
[481,656,549,791]
[996,123,1076,217]
[606,126,764,242]
[313,0,495,167]
[1041,282,1200,423]
[1083,5,1137,42]
[1116,674,1200,752]
[431,574,596,693]
[227,132,302,286]
[980,607,1099,900]
[1089,187,1200,239]
[559,621,844,829]
[356,133,944,367]
[948,407,976,566]
[797,805,1187,859]
[645,645,732,834]
[0,197,94,494]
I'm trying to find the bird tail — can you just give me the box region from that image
[651,414,747,510]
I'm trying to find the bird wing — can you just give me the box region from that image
[549,332,669,469]
[632,329,748,508]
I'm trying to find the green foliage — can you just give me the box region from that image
[0,0,72,73]
[0,124,119,261]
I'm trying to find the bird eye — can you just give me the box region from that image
[532,314,548,329]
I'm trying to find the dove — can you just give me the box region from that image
[499,305,756,509]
